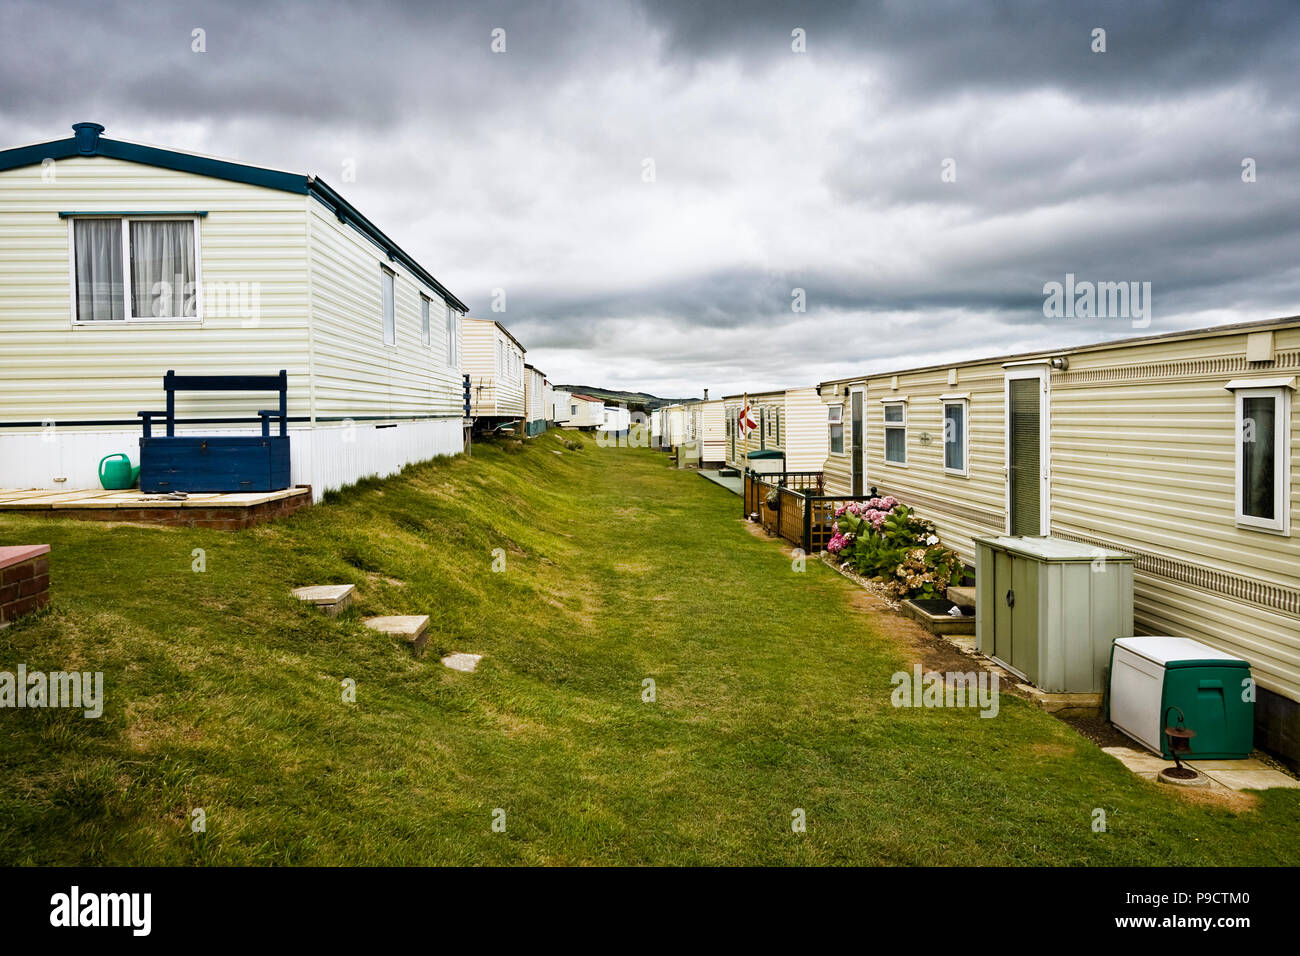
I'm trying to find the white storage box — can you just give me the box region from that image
[1109,636,1254,759]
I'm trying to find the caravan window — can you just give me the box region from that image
[828,404,844,455]
[420,295,431,346]
[883,400,907,465]
[1235,387,1290,532]
[445,305,457,364]
[943,399,968,476]
[381,268,396,346]
[71,216,200,322]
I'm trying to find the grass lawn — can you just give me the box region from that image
[1,432,1297,865]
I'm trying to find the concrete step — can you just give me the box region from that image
[947,585,976,611]
[364,614,430,656]
[293,584,355,617]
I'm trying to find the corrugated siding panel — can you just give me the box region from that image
[863,363,1008,565]
[307,202,460,421]
[0,156,310,426]
[783,387,829,471]
[1050,327,1300,701]
[525,368,545,422]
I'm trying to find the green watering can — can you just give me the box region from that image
[98,453,140,490]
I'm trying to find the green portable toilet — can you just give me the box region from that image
[1109,636,1254,759]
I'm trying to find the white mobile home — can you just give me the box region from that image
[817,316,1300,766]
[0,123,467,499]
[543,378,555,426]
[463,317,526,428]
[551,388,572,425]
[722,387,828,473]
[599,405,631,438]
[524,364,547,436]
[661,404,687,448]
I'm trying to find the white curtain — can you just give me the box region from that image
[74,219,124,321]
[130,220,195,318]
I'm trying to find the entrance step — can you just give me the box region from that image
[292,584,355,617]
[1015,683,1103,718]
[947,585,976,611]
[364,615,430,656]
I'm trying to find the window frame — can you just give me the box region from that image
[942,396,970,477]
[882,398,908,466]
[68,214,203,326]
[420,294,432,347]
[828,403,845,456]
[1234,386,1290,534]
[381,267,396,347]
[445,304,457,365]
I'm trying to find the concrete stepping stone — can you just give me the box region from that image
[364,615,430,656]
[947,585,976,610]
[292,584,355,617]
[441,652,482,673]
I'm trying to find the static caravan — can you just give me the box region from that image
[662,404,687,448]
[650,407,664,448]
[599,405,631,439]
[543,379,556,426]
[694,398,726,468]
[551,388,572,425]
[463,317,526,430]
[0,123,467,500]
[565,394,605,430]
[722,387,827,473]
[819,316,1300,767]
[523,364,547,436]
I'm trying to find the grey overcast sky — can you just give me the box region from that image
[3,0,1298,397]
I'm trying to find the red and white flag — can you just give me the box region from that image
[738,394,757,437]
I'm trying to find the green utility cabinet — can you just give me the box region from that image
[973,536,1134,693]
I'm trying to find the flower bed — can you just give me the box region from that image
[824,497,963,600]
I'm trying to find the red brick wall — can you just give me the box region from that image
[0,555,50,624]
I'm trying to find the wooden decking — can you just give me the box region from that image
[0,487,312,529]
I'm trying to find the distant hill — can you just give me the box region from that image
[555,386,697,410]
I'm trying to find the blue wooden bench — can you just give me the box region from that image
[138,370,291,493]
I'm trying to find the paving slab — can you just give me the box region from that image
[947,585,976,609]
[441,653,483,672]
[364,615,430,655]
[293,585,355,616]
[1199,769,1300,791]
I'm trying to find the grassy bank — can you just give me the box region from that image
[1,432,1296,865]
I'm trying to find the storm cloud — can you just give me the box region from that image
[2,0,1297,395]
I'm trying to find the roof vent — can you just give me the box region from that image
[72,122,105,154]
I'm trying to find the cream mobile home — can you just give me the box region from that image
[693,398,726,468]
[463,317,526,429]
[722,387,827,473]
[524,364,548,436]
[0,123,467,499]
[818,316,1300,766]
[565,394,605,430]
